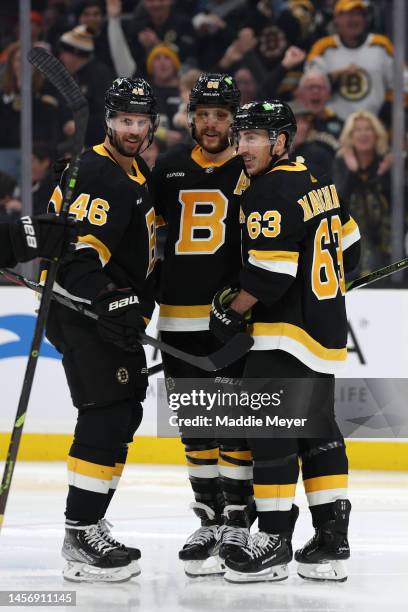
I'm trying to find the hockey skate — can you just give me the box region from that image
[62,523,133,583]
[218,505,250,561]
[224,504,299,583]
[98,518,141,577]
[179,502,224,577]
[295,499,351,582]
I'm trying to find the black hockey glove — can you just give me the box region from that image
[9,214,78,263]
[210,285,249,344]
[93,289,146,352]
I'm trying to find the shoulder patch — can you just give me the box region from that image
[369,34,394,56]
[307,35,338,62]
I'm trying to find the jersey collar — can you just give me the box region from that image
[191,144,236,169]
[93,143,146,186]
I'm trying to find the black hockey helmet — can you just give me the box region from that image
[105,77,159,150]
[105,77,158,122]
[188,73,241,114]
[234,100,297,149]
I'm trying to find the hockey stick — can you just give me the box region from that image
[0,48,89,533]
[346,257,408,292]
[0,269,253,372]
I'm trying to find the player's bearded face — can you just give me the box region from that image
[237,129,273,176]
[193,107,233,153]
[107,113,151,157]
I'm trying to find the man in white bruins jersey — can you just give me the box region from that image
[151,73,254,576]
[210,100,361,584]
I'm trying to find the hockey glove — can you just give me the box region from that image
[210,285,250,344]
[93,289,146,352]
[9,214,78,263]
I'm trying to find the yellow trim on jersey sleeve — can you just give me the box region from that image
[307,35,338,62]
[250,322,347,361]
[77,234,112,266]
[268,162,307,174]
[93,143,146,185]
[49,185,63,214]
[67,456,115,480]
[369,34,394,56]
[248,250,299,263]
[159,304,212,319]
[155,214,166,228]
[191,145,236,168]
[342,216,359,237]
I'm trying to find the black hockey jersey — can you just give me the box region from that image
[0,223,17,268]
[47,144,156,312]
[240,159,361,374]
[151,144,249,331]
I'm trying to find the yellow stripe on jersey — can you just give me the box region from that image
[77,234,112,266]
[249,250,299,263]
[67,456,115,480]
[369,34,394,56]
[342,216,360,251]
[254,483,297,498]
[268,162,307,174]
[93,144,146,185]
[186,448,219,460]
[191,145,236,168]
[159,304,212,319]
[250,322,347,361]
[303,474,348,492]
[307,35,338,61]
[49,185,63,214]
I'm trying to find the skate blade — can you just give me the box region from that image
[184,556,226,577]
[224,564,288,584]
[297,560,347,582]
[63,561,133,583]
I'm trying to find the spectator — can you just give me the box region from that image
[333,110,392,276]
[75,0,113,70]
[127,0,197,73]
[32,142,55,216]
[0,42,60,150]
[172,68,201,145]
[146,43,181,128]
[193,0,252,70]
[294,70,343,163]
[306,0,394,121]
[58,25,114,146]
[0,170,21,223]
[0,11,45,65]
[233,67,258,105]
[289,101,334,178]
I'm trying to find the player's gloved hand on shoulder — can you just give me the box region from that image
[9,214,78,263]
[93,289,146,352]
[210,285,250,344]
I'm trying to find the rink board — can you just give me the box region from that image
[1,286,408,469]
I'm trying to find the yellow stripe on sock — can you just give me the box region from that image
[303,474,348,492]
[254,483,297,498]
[67,456,115,480]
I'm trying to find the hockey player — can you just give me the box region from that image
[0,214,77,268]
[45,77,159,583]
[151,73,253,576]
[210,100,361,583]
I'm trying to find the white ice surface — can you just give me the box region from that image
[0,463,407,611]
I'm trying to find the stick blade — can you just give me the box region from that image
[28,47,87,113]
[202,333,254,371]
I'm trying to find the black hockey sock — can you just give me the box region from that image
[218,447,254,509]
[98,445,129,520]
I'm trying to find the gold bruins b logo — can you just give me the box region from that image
[116,367,129,384]
[340,68,371,101]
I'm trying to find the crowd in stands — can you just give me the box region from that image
[0,0,404,278]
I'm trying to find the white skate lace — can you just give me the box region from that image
[243,532,280,560]
[185,525,217,546]
[83,525,116,554]
[218,524,249,548]
[98,519,123,548]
